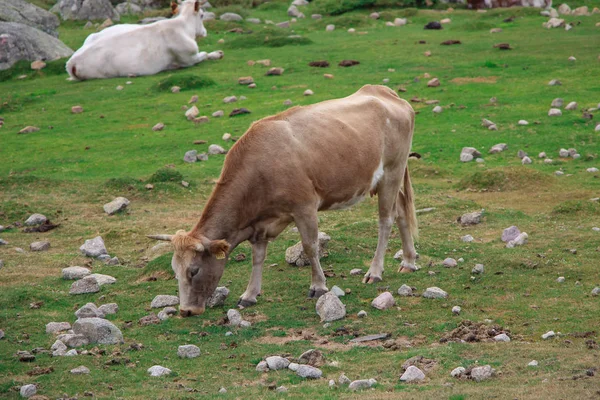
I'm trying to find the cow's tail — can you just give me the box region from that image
[66,58,80,80]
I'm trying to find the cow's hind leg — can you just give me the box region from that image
[237,240,268,308]
[294,209,329,298]
[396,189,418,272]
[363,176,401,284]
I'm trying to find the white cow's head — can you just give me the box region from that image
[178,0,208,38]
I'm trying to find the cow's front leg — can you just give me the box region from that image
[207,50,224,60]
[294,210,328,299]
[177,51,208,67]
[238,240,267,309]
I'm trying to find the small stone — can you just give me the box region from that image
[459,210,483,226]
[222,133,232,142]
[370,12,380,19]
[188,95,198,104]
[283,99,293,106]
[19,126,40,134]
[506,232,528,248]
[348,28,355,33]
[152,123,164,131]
[218,387,227,393]
[103,197,130,215]
[30,241,50,252]
[206,286,230,308]
[556,277,565,283]
[31,60,46,70]
[184,150,198,163]
[565,101,577,110]
[240,320,251,328]
[461,235,474,242]
[197,153,208,162]
[46,322,71,335]
[116,85,123,90]
[20,384,36,398]
[316,292,346,322]
[400,365,426,382]
[25,214,47,225]
[522,156,532,165]
[471,264,484,274]
[185,106,199,120]
[555,170,564,176]
[451,367,465,377]
[266,356,290,370]
[75,303,104,319]
[460,153,473,162]
[350,268,363,275]
[148,365,171,377]
[371,292,395,310]
[349,379,375,390]
[548,108,562,116]
[266,67,284,76]
[591,287,600,296]
[98,303,118,315]
[296,365,322,379]
[223,96,237,103]
[423,287,448,299]
[330,285,345,297]
[88,273,115,286]
[71,105,83,114]
[171,86,180,93]
[157,307,177,321]
[79,236,107,258]
[288,362,299,371]
[326,24,335,31]
[178,344,201,358]
[542,330,555,339]
[69,277,100,295]
[212,110,224,118]
[470,365,494,382]
[528,360,538,367]
[208,144,226,155]
[227,309,243,327]
[311,14,322,19]
[394,18,407,26]
[304,89,314,96]
[71,365,90,374]
[489,143,508,154]
[432,106,443,113]
[357,310,367,318]
[452,306,461,315]
[151,295,179,308]
[548,79,561,86]
[494,333,510,342]
[518,120,529,125]
[490,28,502,33]
[339,374,351,385]
[276,386,288,393]
[587,167,599,173]
[324,73,334,79]
[256,361,269,372]
[238,76,254,85]
[73,317,122,344]
[427,78,440,87]
[65,349,78,356]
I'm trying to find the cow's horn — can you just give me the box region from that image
[147,234,174,241]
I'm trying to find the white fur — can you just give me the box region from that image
[66,0,221,80]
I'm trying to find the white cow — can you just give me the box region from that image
[66,0,223,80]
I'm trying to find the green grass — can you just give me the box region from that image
[1,1,600,399]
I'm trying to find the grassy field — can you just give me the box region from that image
[1,1,600,398]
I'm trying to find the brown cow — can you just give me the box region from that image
[149,84,418,317]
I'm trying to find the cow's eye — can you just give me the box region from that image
[189,266,200,278]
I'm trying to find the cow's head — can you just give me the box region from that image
[178,0,208,38]
[148,230,230,317]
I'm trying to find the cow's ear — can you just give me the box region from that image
[194,0,200,12]
[171,1,178,14]
[209,240,230,260]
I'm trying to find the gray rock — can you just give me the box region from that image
[25,213,47,225]
[58,333,89,348]
[592,287,600,296]
[566,102,577,111]
[246,17,260,24]
[80,236,108,258]
[240,320,251,328]
[70,365,90,374]
[489,143,507,154]
[46,321,71,334]
[298,349,324,367]
[151,295,179,308]
[227,309,242,327]
[62,266,91,280]
[147,365,171,376]
[218,387,227,393]
[19,384,36,398]
[357,310,367,318]
[51,0,120,21]
[197,153,209,161]
[461,147,482,158]
[481,118,495,128]
[287,5,304,18]
[471,264,484,274]
[442,258,457,268]
[432,105,443,113]
[559,148,569,157]
[184,150,198,163]
[423,287,448,299]
[522,156,532,165]
[285,232,330,266]
[276,20,290,28]
[212,110,224,118]
[459,210,483,226]
[178,344,200,358]
[452,306,461,314]
[528,360,538,367]
[75,303,105,319]
[400,365,425,382]
[501,226,520,242]
[542,330,555,339]
[0,239,7,246]
[470,365,494,382]
[70,277,100,294]
[462,234,474,242]
[371,291,395,310]
[451,366,465,377]
[548,108,562,116]
[311,14,322,19]
[208,144,226,155]
[288,362,299,371]
[551,98,564,107]
[326,24,334,31]
[315,292,346,322]
[65,348,78,356]
[88,273,116,286]
[157,306,177,320]
[349,379,376,390]
[51,339,67,355]
[266,356,290,370]
[494,333,510,342]
[276,386,288,393]
[220,12,242,21]
[460,153,473,162]
[556,276,565,283]
[30,240,50,251]
[296,364,322,379]
[330,285,345,297]
[223,95,237,103]
[0,329,4,339]
[73,317,123,344]
[256,360,269,372]
[398,284,413,296]
[339,374,351,385]
[548,79,561,86]
[106,256,120,265]
[506,232,528,248]
[115,2,142,15]
[206,286,229,308]
[350,268,363,275]
[103,197,130,215]
[0,0,59,36]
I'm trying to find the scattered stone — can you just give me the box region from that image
[238,76,254,85]
[349,379,376,390]
[276,20,290,28]
[565,101,577,110]
[61,266,90,280]
[152,123,164,131]
[276,386,288,393]
[73,318,122,344]
[157,307,177,321]
[452,306,461,315]
[20,384,37,398]
[220,12,242,21]
[147,365,171,376]
[208,144,226,155]
[212,110,224,118]
[316,292,346,322]
[330,285,345,297]
[398,284,413,296]
[542,330,555,339]
[98,303,118,315]
[394,18,407,26]
[489,143,508,154]
[88,273,115,286]
[256,360,269,372]
[400,365,426,382]
[461,235,474,242]
[501,226,520,242]
[459,210,483,226]
[522,156,532,165]
[296,365,322,379]
[178,344,200,358]
[370,12,380,19]
[25,214,47,225]
[285,232,330,266]
[494,333,510,342]
[151,295,179,308]
[548,79,561,86]
[326,24,334,31]
[442,258,457,268]
[528,360,538,367]
[506,232,528,248]
[299,349,325,367]
[103,197,130,215]
[184,150,198,163]
[69,277,100,295]
[587,167,599,173]
[357,310,367,318]
[451,367,466,377]
[227,309,243,327]
[185,106,199,120]
[170,86,180,93]
[65,349,78,356]
[423,287,448,299]
[371,292,395,310]
[70,365,90,374]
[518,120,529,125]
[470,365,494,382]
[19,126,40,134]
[206,286,229,308]
[555,170,564,176]
[304,89,314,96]
[265,67,284,76]
[591,287,600,296]
[46,322,71,334]
[30,240,50,251]
[218,387,227,393]
[266,356,290,370]
[427,78,440,87]
[283,99,293,106]
[75,303,105,319]
[71,105,83,114]
[350,268,363,275]
[471,264,484,274]
[223,96,237,104]
[79,236,107,258]
[432,106,443,113]
[229,108,251,117]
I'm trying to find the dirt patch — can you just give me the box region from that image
[439,320,510,343]
[450,76,498,84]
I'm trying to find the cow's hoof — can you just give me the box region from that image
[362,272,382,284]
[398,267,415,273]
[307,288,328,299]
[237,298,257,309]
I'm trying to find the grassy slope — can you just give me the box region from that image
[1,2,600,399]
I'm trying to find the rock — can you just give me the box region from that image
[470,365,494,382]
[229,108,250,117]
[587,168,599,173]
[316,292,346,322]
[62,266,91,280]
[71,105,83,114]
[197,153,208,162]
[494,333,510,342]
[304,89,314,96]
[558,148,569,158]
[528,360,538,367]
[459,210,483,226]
[206,286,229,308]
[185,106,199,120]
[556,276,565,283]
[506,232,528,248]
[69,277,100,294]
[256,360,269,372]
[394,18,407,26]
[51,0,119,21]
[349,379,376,390]
[25,213,47,225]
[298,349,325,367]
[184,150,198,163]
[238,76,253,85]
[157,307,177,320]
[212,110,224,118]
[400,365,426,382]
[371,292,395,310]
[246,17,260,24]
[56,333,89,348]
[471,264,484,274]
[276,20,290,28]
[565,101,577,110]
[266,356,290,370]
[98,303,118,315]
[522,156,532,165]
[285,232,330,266]
[551,98,564,108]
[350,268,363,275]
[80,236,107,258]
[30,240,50,252]
[218,387,227,393]
[223,95,237,104]
[152,123,164,131]
[555,170,564,176]
[103,197,129,215]
[311,14,322,19]
[51,338,68,356]
[542,330,555,339]
[276,386,288,393]
[227,309,242,327]
[151,295,179,308]
[266,67,284,76]
[115,2,142,15]
[178,344,200,358]
[339,374,351,385]
[452,306,461,315]
[427,78,440,87]
[451,366,466,377]
[591,287,600,296]
[296,365,322,379]
[70,365,90,374]
[442,258,457,268]
[240,320,251,328]
[88,273,115,286]
[1,0,60,37]
[370,12,380,19]
[287,5,304,18]
[73,318,122,344]
[220,12,242,21]
[20,384,36,398]
[501,226,521,242]
[148,365,171,376]
[222,133,232,142]
[18,126,40,135]
[548,79,561,86]
[398,284,413,296]
[208,144,226,155]
[489,143,508,154]
[326,24,334,31]
[330,285,345,297]
[46,322,71,334]
[357,310,367,318]
[64,349,78,356]
[432,106,443,113]
[557,3,570,14]
[75,303,105,319]
[517,120,529,126]
[423,287,448,299]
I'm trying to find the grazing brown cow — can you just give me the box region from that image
[149,85,418,317]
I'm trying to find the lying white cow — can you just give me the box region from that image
[66,0,223,80]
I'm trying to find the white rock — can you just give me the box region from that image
[348,379,376,390]
[470,365,494,382]
[350,268,363,275]
[207,286,229,308]
[185,106,199,120]
[555,170,564,176]
[460,153,474,162]
[357,310,367,318]
[256,360,269,372]
[494,333,510,342]
[151,295,179,308]
[148,365,172,377]
[223,96,237,103]
[286,232,330,266]
[394,17,407,26]
[296,365,322,379]
[178,344,201,358]
[288,362,299,371]
[316,292,346,322]
[471,264,484,274]
[548,108,562,116]
[80,236,107,257]
[398,284,413,296]
[227,309,243,327]
[73,317,123,344]
[551,98,564,107]
[218,387,227,393]
[461,235,474,242]
[433,106,443,113]
[25,213,47,225]
[542,330,555,339]
[528,360,538,367]
[423,287,448,299]
[70,365,90,374]
[539,152,547,158]
[565,101,577,110]
[208,144,226,155]
[304,89,314,96]
[339,374,351,385]
[20,384,36,398]
[103,197,130,215]
[371,291,395,310]
[88,273,116,286]
[506,232,528,248]
[46,321,71,334]
[451,366,466,377]
[587,167,599,173]
[276,386,288,393]
[65,349,78,356]
[556,277,565,283]
[330,285,345,297]
[522,156,532,165]
[400,365,425,382]
[212,110,224,118]
[266,356,290,370]
[518,120,529,125]
[326,24,335,31]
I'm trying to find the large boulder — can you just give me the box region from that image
[72,317,123,344]
[0,22,73,71]
[51,0,120,21]
[0,0,60,37]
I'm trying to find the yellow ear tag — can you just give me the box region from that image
[215,251,226,260]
